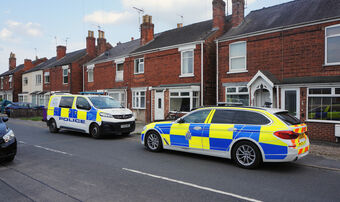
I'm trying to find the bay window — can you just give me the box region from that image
[308,87,340,121]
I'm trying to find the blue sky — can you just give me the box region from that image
[0,0,291,73]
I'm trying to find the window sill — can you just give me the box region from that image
[227,70,248,74]
[305,119,340,124]
[134,73,144,75]
[179,74,194,78]
[323,63,340,67]
[132,108,146,110]
[115,80,124,82]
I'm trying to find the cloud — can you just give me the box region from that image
[0,28,12,39]
[84,10,134,25]
[0,20,43,41]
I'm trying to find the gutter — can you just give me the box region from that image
[201,42,204,106]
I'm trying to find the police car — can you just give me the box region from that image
[46,94,135,138]
[141,107,309,169]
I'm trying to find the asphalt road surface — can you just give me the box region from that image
[1,119,340,202]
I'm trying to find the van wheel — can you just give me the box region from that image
[49,119,59,133]
[232,141,262,169]
[90,123,102,139]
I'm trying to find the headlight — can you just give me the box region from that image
[3,130,15,143]
[99,112,113,118]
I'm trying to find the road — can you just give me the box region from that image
[1,119,340,202]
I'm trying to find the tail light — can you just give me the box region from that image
[274,131,299,139]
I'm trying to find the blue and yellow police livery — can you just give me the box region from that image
[141,107,309,169]
[47,94,135,138]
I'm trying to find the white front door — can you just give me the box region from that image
[254,89,271,107]
[154,91,164,120]
[281,88,300,118]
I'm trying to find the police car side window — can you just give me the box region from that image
[76,97,91,110]
[182,110,211,123]
[211,109,236,124]
[233,110,270,125]
[59,97,74,108]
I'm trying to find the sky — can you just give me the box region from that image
[0,0,291,73]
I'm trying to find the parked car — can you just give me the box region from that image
[5,102,44,117]
[141,106,309,169]
[0,117,17,162]
[46,94,135,138]
[0,100,12,113]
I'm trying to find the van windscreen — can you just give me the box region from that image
[89,97,122,109]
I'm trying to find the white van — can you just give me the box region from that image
[46,94,135,138]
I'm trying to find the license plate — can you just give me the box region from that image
[121,124,130,128]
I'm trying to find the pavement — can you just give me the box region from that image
[0,118,339,201]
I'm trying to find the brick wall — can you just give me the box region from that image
[306,122,337,142]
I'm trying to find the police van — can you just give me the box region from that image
[46,94,135,138]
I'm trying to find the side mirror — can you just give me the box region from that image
[2,117,8,122]
[177,118,185,123]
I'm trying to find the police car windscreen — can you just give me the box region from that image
[89,97,122,109]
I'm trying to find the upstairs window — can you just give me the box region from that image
[134,58,144,74]
[23,77,28,86]
[62,66,69,84]
[9,75,12,88]
[0,77,3,89]
[36,74,42,85]
[181,50,194,76]
[116,63,124,81]
[325,24,340,65]
[44,72,50,84]
[229,41,247,72]
[87,65,94,83]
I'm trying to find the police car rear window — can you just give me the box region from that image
[275,112,301,125]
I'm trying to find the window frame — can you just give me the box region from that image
[116,62,124,81]
[44,72,50,84]
[8,75,12,88]
[180,50,194,77]
[229,41,247,73]
[87,69,94,83]
[134,58,144,74]
[169,89,200,112]
[23,77,28,86]
[306,86,340,123]
[0,77,3,89]
[325,24,340,66]
[132,90,146,109]
[225,86,249,106]
[62,66,69,84]
[35,74,42,86]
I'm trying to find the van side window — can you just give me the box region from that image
[233,110,271,125]
[59,97,74,108]
[76,97,91,110]
[211,109,236,124]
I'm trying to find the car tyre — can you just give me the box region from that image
[90,123,102,139]
[4,155,15,162]
[232,141,262,169]
[145,131,163,152]
[49,119,59,133]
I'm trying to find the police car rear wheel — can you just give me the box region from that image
[145,132,162,152]
[90,124,102,139]
[232,141,261,169]
[49,119,59,133]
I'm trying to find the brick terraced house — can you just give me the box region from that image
[216,0,340,142]
[0,53,46,102]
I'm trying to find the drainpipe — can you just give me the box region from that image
[216,40,219,104]
[276,85,279,109]
[201,42,204,106]
[82,65,85,92]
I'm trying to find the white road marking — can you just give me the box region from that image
[122,168,262,202]
[33,145,73,156]
[18,141,26,144]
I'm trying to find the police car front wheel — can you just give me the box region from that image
[90,123,102,139]
[232,141,262,169]
[145,131,163,152]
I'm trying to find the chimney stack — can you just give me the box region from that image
[97,30,107,55]
[24,59,33,71]
[177,23,183,28]
[86,30,96,57]
[131,37,134,41]
[56,45,66,60]
[232,0,245,27]
[140,15,154,45]
[9,52,16,70]
[213,0,226,33]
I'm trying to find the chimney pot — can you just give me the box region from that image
[177,23,183,28]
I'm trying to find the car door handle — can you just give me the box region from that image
[228,127,237,131]
[193,126,202,131]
